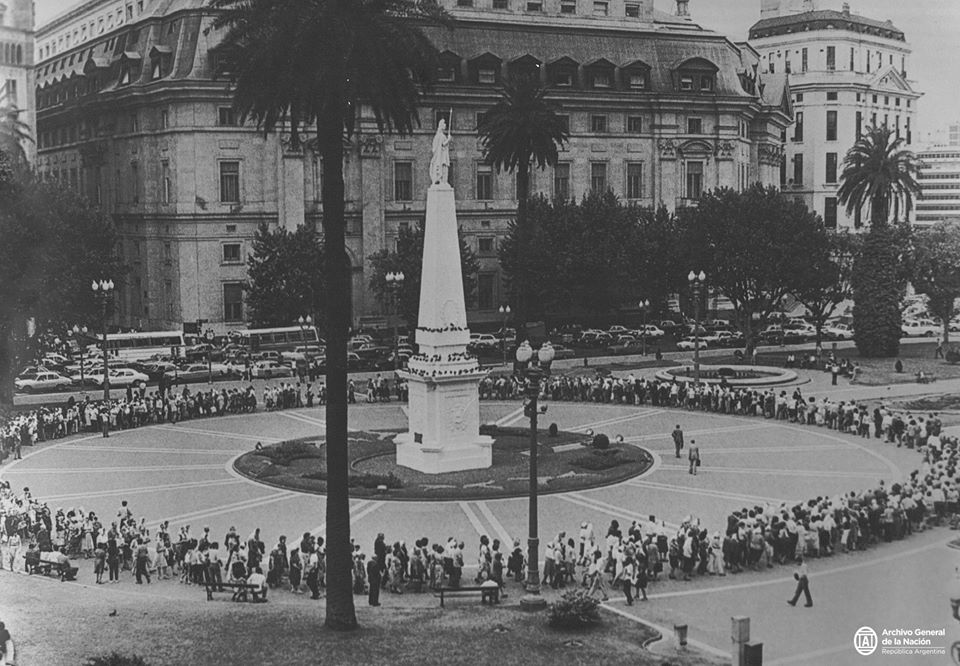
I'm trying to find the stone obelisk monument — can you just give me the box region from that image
[394,119,493,473]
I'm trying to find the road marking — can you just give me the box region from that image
[622,423,773,443]
[766,644,853,665]
[458,501,489,538]
[495,406,527,428]
[310,500,385,538]
[67,445,244,455]
[778,424,902,479]
[4,463,226,474]
[601,602,731,661]
[655,464,879,480]
[555,492,680,531]
[572,409,666,432]
[625,479,791,506]
[476,501,513,546]
[38,478,245,503]
[151,424,281,444]
[0,434,102,480]
[648,443,846,455]
[278,411,327,429]
[146,490,297,528]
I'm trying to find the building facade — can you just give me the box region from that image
[915,148,960,228]
[35,0,791,333]
[749,0,921,229]
[0,0,35,163]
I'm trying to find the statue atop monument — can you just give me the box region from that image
[429,118,451,186]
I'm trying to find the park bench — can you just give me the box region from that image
[33,552,78,581]
[436,585,499,607]
[204,581,265,602]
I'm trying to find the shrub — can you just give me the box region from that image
[548,422,559,437]
[591,433,609,450]
[946,347,960,364]
[85,654,151,666]
[479,424,499,437]
[852,225,910,357]
[548,590,602,629]
[570,450,624,471]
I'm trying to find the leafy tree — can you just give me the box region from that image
[635,204,684,316]
[911,222,960,344]
[477,74,568,339]
[367,221,478,330]
[244,223,326,328]
[838,126,920,357]
[0,103,32,169]
[792,230,858,348]
[0,174,126,407]
[678,185,826,353]
[213,0,448,631]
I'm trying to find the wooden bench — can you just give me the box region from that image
[34,552,78,581]
[436,585,499,607]
[204,581,265,602]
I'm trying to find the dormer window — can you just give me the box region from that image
[152,60,162,79]
[120,64,132,85]
[592,71,610,88]
[586,59,614,91]
[469,53,501,85]
[437,51,460,83]
[548,58,579,88]
[623,62,650,91]
[437,66,456,82]
[677,57,719,95]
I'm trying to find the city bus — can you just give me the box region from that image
[101,331,186,362]
[232,326,322,353]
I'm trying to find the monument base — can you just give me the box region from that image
[394,431,494,474]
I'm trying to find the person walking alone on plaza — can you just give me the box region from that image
[586,550,609,601]
[367,554,381,606]
[688,440,701,475]
[672,425,684,459]
[619,556,637,605]
[787,555,813,607]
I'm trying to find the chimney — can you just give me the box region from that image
[676,0,689,17]
[842,2,850,15]
[760,0,781,18]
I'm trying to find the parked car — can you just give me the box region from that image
[250,361,294,379]
[467,334,500,353]
[549,344,576,360]
[607,336,643,355]
[823,323,854,341]
[901,319,939,337]
[104,368,150,389]
[715,331,745,348]
[676,337,708,351]
[15,371,74,393]
[633,325,666,340]
[577,330,612,348]
[281,345,326,363]
[606,325,631,337]
[658,320,681,336]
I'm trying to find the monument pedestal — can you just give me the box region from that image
[394,181,492,474]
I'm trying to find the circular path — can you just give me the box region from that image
[2,398,954,665]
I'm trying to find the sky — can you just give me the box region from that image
[33,0,960,141]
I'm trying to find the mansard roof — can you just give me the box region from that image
[749,10,905,42]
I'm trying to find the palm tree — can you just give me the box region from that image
[0,103,33,169]
[838,125,920,227]
[476,74,568,340]
[212,0,447,631]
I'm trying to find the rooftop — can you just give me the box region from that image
[749,9,905,42]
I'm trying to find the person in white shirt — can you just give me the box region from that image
[586,550,609,601]
[787,556,812,607]
[246,566,268,602]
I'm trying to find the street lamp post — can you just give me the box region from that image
[91,279,114,435]
[515,339,555,611]
[385,272,405,370]
[687,271,706,384]
[298,314,314,380]
[498,304,511,367]
[638,299,650,357]
[71,324,89,395]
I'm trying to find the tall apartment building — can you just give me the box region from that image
[35,0,791,333]
[749,0,920,229]
[915,148,960,228]
[0,0,35,163]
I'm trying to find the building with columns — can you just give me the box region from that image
[0,0,35,163]
[749,0,921,229]
[34,0,791,333]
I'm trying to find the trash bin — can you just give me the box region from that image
[744,641,763,666]
[674,624,688,648]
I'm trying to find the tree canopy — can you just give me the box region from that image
[911,222,960,344]
[838,125,920,227]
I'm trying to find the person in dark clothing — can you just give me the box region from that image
[373,533,388,580]
[107,535,120,583]
[367,555,382,606]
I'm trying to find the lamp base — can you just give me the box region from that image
[519,594,548,611]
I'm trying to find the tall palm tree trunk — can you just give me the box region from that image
[513,160,530,343]
[319,109,357,631]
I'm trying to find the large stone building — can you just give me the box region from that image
[749,0,921,229]
[0,0,35,163]
[915,148,960,228]
[35,0,791,333]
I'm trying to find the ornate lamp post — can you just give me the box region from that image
[687,271,706,384]
[71,324,89,395]
[298,314,314,379]
[498,304,511,366]
[385,271,405,369]
[515,339,555,611]
[638,298,650,357]
[92,279,114,435]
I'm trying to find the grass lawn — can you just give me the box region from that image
[235,428,653,501]
[2,572,724,666]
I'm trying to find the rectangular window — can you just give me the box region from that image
[625,3,639,17]
[525,1,542,10]
[592,70,611,88]
[780,155,787,186]
[218,107,237,126]
[130,112,138,133]
[906,118,912,145]
[628,71,646,89]
[478,68,496,84]
[591,115,607,133]
[626,162,643,199]
[826,152,837,183]
[163,242,172,262]
[687,117,702,134]
[784,56,791,74]
[826,46,836,71]
[493,0,508,7]
[554,163,570,200]
[4,79,17,106]
[685,161,703,199]
[627,116,642,134]
[560,0,576,12]
[219,161,240,203]
[160,109,169,129]
[435,109,451,130]
[476,164,493,200]
[680,75,694,90]
[700,75,714,91]
[826,91,838,101]
[826,110,837,141]
[477,273,495,310]
[437,65,456,82]
[164,280,174,319]
[801,47,808,72]
[593,1,608,16]
[130,162,139,203]
[795,93,803,103]
[850,47,855,71]
[855,111,862,139]
[824,197,838,229]
[223,283,244,322]
[456,0,473,5]
[222,243,242,263]
[394,161,413,201]
[475,112,487,130]
[478,237,495,255]
[161,161,171,203]
[793,112,803,142]
[793,154,804,185]
[590,162,607,192]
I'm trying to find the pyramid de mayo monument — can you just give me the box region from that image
[394,119,494,473]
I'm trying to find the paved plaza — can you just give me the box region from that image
[2,369,958,665]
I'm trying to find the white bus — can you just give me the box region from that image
[101,331,186,362]
[233,326,322,352]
